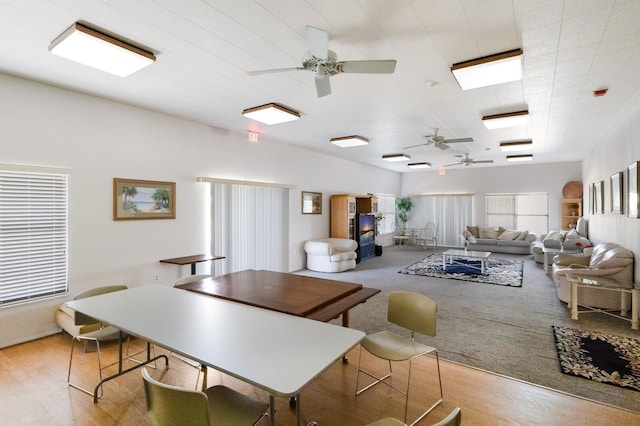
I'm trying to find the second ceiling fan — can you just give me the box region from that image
[247,26,397,97]
[444,153,494,167]
[404,129,473,151]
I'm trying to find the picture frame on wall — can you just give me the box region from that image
[610,171,623,214]
[113,178,176,220]
[594,180,604,214]
[301,191,322,214]
[628,161,639,218]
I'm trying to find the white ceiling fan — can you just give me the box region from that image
[444,153,494,167]
[247,26,396,97]
[403,128,473,151]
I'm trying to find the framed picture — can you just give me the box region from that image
[610,171,623,214]
[301,191,322,214]
[594,180,604,214]
[113,178,176,220]
[628,161,639,218]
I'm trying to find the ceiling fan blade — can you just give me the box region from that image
[306,26,329,59]
[315,75,331,97]
[443,162,463,167]
[436,143,451,150]
[246,67,305,76]
[403,143,430,149]
[337,60,397,74]
[443,137,473,143]
[472,160,494,164]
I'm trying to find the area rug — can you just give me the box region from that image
[398,254,523,287]
[552,325,640,391]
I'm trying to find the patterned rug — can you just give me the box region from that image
[398,254,523,287]
[552,325,640,391]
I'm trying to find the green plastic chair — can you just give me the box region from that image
[356,291,443,426]
[366,407,461,426]
[141,368,268,426]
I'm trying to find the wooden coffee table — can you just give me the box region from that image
[442,249,492,274]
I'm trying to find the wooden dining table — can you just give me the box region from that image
[175,269,380,327]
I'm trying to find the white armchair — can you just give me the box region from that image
[304,238,358,272]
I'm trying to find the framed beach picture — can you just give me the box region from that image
[113,178,176,220]
[610,171,623,214]
[301,191,322,214]
[628,161,639,218]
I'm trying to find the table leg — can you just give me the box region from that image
[442,254,446,271]
[269,395,276,426]
[544,252,549,273]
[190,263,196,275]
[632,289,639,330]
[621,291,629,317]
[571,282,579,321]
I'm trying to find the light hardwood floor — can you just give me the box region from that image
[1,333,639,425]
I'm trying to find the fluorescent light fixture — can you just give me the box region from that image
[482,110,529,130]
[451,48,523,90]
[382,154,410,162]
[49,22,155,77]
[330,135,369,148]
[408,162,431,169]
[506,154,533,162]
[500,140,533,152]
[242,103,300,125]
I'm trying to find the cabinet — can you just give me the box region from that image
[561,198,582,230]
[330,194,378,241]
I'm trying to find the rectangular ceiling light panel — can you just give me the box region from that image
[506,154,533,162]
[330,135,369,148]
[242,103,300,125]
[482,110,529,130]
[500,140,533,152]
[451,49,523,90]
[408,162,431,169]
[382,154,410,162]
[49,23,155,77]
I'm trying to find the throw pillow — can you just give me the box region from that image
[515,230,529,241]
[565,229,580,240]
[479,226,498,239]
[555,253,590,266]
[497,226,506,236]
[497,229,521,240]
[466,226,479,238]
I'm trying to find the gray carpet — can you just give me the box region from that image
[297,245,640,413]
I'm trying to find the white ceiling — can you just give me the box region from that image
[1,0,639,173]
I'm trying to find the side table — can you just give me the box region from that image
[159,254,225,275]
[566,274,638,330]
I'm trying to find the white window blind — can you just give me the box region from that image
[0,169,68,306]
[410,194,472,246]
[375,195,395,235]
[486,193,548,235]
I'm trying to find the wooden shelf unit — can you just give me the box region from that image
[330,194,378,240]
[561,198,582,230]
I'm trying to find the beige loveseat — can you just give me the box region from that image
[304,238,358,272]
[552,242,634,310]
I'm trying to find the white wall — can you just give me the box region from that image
[582,102,640,280]
[401,162,582,231]
[0,73,399,347]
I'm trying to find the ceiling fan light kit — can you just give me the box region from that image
[500,140,533,152]
[506,154,533,162]
[49,22,155,77]
[408,162,431,169]
[242,103,300,125]
[451,48,523,90]
[482,110,529,129]
[330,135,369,148]
[382,154,410,162]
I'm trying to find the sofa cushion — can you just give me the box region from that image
[473,238,497,246]
[555,253,591,267]
[496,240,531,247]
[466,226,479,238]
[515,230,529,241]
[330,252,357,262]
[497,229,520,240]
[479,227,498,239]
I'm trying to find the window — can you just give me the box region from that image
[486,193,548,235]
[0,167,68,306]
[410,194,473,246]
[375,195,395,235]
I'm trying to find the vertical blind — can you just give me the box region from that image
[0,169,68,306]
[409,194,473,247]
[211,183,287,274]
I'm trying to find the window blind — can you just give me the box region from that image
[0,170,68,306]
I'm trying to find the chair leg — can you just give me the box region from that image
[406,351,443,426]
[68,337,105,398]
[355,346,397,396]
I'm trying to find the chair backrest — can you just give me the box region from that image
[431,407,461,426]
[72,285,128,326]
[387,291,437,337]
[142,368,211,426]
[174,274,212,287]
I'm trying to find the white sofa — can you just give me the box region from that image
[552,242,634,310]
[465,226,537,254]
[531,217,591,265]
[304,238,358,273]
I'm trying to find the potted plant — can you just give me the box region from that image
[396,197,413,231]
[374,212,384,255]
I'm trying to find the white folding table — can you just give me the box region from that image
[66,284,365,425]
